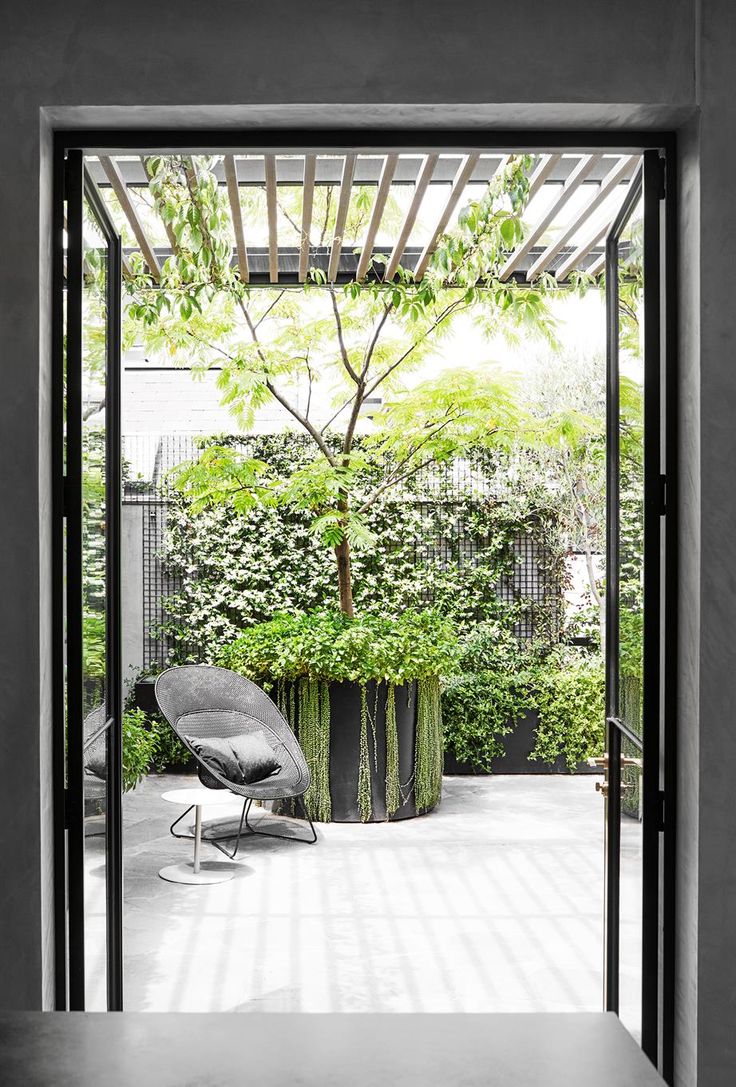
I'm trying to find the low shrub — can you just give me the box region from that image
[530,650,605,770]
[122,708,157,792]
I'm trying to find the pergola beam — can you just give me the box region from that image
[384,154,438,281]
[99,155,161,280]
[499,154,602,282]
[298,154,316,283]
[525,153,562,203]
[224,155,249,283]
[328,154,356,282]
[264,155,279,284]
[527,155,639,280]
[414,153,480,280]
[555,220,611,281]
[355,154,399,281]
[584,249,607,279]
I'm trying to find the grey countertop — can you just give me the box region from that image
[0,1012,665,1086]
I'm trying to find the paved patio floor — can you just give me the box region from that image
[108,773,642,1028]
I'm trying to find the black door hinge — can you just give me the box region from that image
[659,474,667,515]
[656,155,666,200]
[657,790,666,832]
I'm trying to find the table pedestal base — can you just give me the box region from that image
[158,861,234,886]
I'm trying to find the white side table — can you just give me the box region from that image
[159,787,242,885]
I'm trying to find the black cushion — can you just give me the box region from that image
[229,733,281,784]
[184,736,243,785]
[182,732,281,787]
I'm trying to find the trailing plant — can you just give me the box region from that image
[218,609,456,821]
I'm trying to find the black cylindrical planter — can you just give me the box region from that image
[134,676,159,716]
[326,680,431,822]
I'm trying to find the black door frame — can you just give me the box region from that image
[54,149,123,1011]
[604,150,668,1065]
[51,127,677,1076]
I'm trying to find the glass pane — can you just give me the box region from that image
[82,196,110,1010]
[616,196,644,1040]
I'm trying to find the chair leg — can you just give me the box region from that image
[245,794,317,844]
[169,800,250,861]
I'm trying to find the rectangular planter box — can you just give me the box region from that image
[444,710,598,776]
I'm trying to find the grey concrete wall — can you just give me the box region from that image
[692,4,736,1085]
[676,112,701,1087]
[0,1,722,1083]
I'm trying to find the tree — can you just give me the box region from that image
[125,154,559,615]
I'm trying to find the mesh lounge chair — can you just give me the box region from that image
[83,703,108,836]
[155,664,316,857]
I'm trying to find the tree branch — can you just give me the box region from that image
[356,411,465,513]
[364,297,467,398]
[235,295,336,464]
[360,301,394,378]
[329,287,361,384]
[254,289,287,329]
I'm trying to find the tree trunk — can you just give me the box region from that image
[334,538,354,617]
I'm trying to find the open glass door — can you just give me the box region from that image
[604,150,665,1062]
[63,149,123,1010]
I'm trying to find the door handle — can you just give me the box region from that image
[595,781,635,798]
[588,754,642,769]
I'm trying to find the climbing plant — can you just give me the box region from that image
[158,432,564,661]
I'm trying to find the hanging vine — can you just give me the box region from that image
[415,676,444,812]
[358,684,373,822]
[296,677,332,823]
[385,682,400,816]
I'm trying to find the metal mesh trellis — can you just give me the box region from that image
[123,433,563,668]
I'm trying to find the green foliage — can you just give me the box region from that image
[530,650,605,771]
[124,153,563,615]
[218,608,457,686]
[148,714,193,773]
[122,708,158,793]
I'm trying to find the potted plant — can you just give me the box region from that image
[218,609,455,822]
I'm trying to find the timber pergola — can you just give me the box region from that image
[85,150,641,287]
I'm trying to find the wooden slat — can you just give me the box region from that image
[527,155,639,280]
[499,154,603,282]
[141,156,178,251]
[298,154,316,283]
[384,154,439,281]
[524,153,562,203]
[414,153,480,280]
[99,156,161,279]
[224,156,249,283]
[584,249,607,278]
[355,154,399,281]
[264,155,279,283]
[328,154,357,282]
[555,220,611,281]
